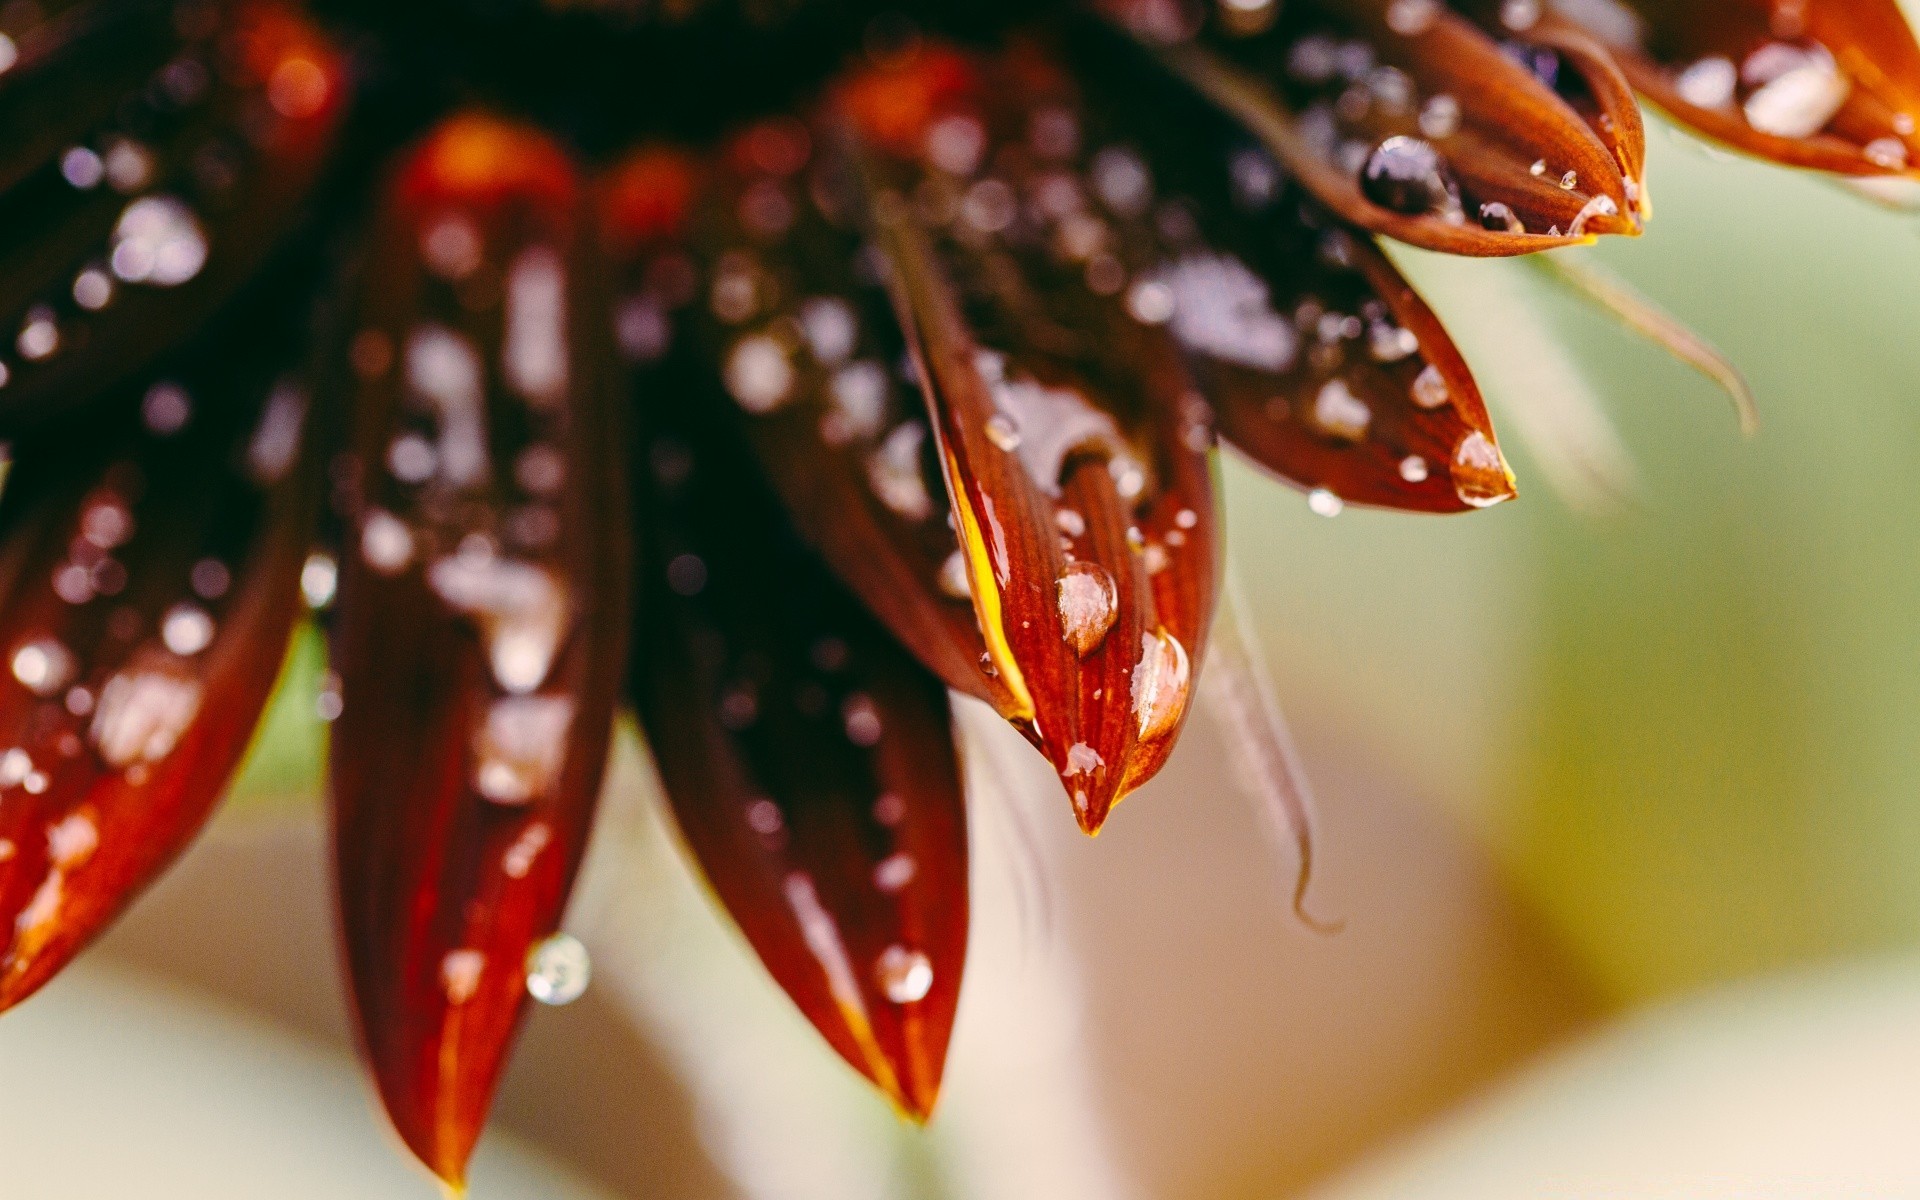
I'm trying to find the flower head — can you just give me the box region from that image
[0,0,1916,1186]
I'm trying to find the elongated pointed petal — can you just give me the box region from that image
[1543,0,1920,176]
[830,46,1219,830]
[0,298,319,1010]
[0,0,344,430]
[599,140,1013,717]
[328,117,628,1188]
[629,355,968,1120]
[1059,29,1515,512]
[1101,0,1641,253]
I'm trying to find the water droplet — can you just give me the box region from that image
[428,553,569,693]
[1064,742,1105,777]
[873,852,917,893]
[842,693,883,746]
[1359,136,1460,217]
[360,510,414,575]
[12,639,76,697]
[1307,488,1344,517]
[90,667,204,767]
[1399,454,1430,483]
[1057,561,1119,657]
[110,195,208,286]
[472,695,574,804]
[875,944,934,1003]
[301,553,339,608]
[526,933,591,1005]
[1312,378,1372,441]
[1451,430,1513,508]
[1130,629,1191,741]
[985,413,1023,451]
[1411,364,1450,409]
[724,335,794,413]
[1125,280,1175,325]
[441,949,486,1005]
[1675,55,1738,109]
[160,603,215,656]
[1743,45,1850,139]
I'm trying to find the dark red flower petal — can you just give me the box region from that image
[828,45,1220,830]
[629,354,968,1121]
[1064,38,1514,512]
[0,297,319,1011]
[599,141,1016,717]
[1099,0,1643,254]
[327,116,628,1188]
[0,0,344,430]
[1537,0,1920,177]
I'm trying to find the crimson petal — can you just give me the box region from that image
[0,0,344,430]
[327,116,628,1187]
[1540,0,1920,176]
[829,45,1220,830]
[1100,0,1642,253]
[599,139,1013,716]
[629,354,968,1120]
[1066,37,1514,511]
[0,292,318,1010]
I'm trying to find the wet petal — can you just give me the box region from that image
[598,139,1014,716]
[327,117,628,1188]
[1065,30,1516,512]
[829,45,1219,829]
[1537,0,1920,176]
[629,355,968,1120]
[0,0,344,430]
[0,294,318,1010]
[1100,0,1642,253]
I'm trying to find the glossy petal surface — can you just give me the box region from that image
[629,354,969,1119]
[601,139,1012,715]
[328,116,628,1187]
[831,45,1220,829]
[0,0,344,429]
[1102,0,1643,253]
[0,294,317,1010]
[1539,0,1920,176]
[1066,35,1515,511]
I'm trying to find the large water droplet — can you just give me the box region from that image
[12,638,76,697]
[526,932,591,1005]
[1130,629,1191,741]
[1056,561,1119,657]
[875,944,934,1003]
[1359,136,1460,217]
[1451,430,1514,508]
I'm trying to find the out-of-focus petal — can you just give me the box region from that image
[1063,36,1515,511]
[0,1,345,429]
[828,46,1219,830]
[1098,0,1643,254]
[599,139,1014,717]
[1534,0,1920,176]
[628,353,969,1121]
[327,116,628,1189]
[0,290,319,1010]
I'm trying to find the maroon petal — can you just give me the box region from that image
[0,0,344,430]
[0,301,319,1010]
[629,355,968,1120]
[327,116,628,1188]
[1099,0,1642,253]
[1542,0,1920,177]
[598,141,1013,717]
[829,46,1219,830]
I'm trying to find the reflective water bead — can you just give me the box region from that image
[874,944,934,1004]
[1359,137,1459,216]
[526,933,591,1005]
[1057,561,1119,657]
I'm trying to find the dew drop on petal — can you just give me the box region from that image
[1057,561,1119,657]
[873,852,917,893]
[1451,430,1514,508]
[12,639,76,697]
[526,933,591,1005]
[1307,488,1344,517]
[875,944,934,1004]
[1130,629,1191,741]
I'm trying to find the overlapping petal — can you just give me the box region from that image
[327,116,628,1187]
[1098,0,1643,253]
[0,0,344,429]
[828,45,1220,830]
[600,137,1014,716]
[0,290,318,1010]
[1063,33,1515,510]
[628,353,969,1120]
[1532,0,1920,176]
